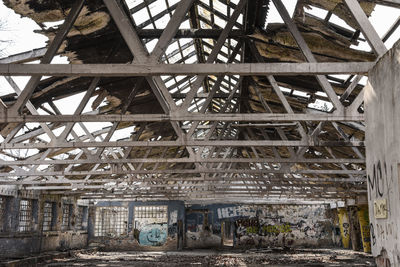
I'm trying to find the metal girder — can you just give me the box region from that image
[0,139,364,149]
[137,29,246,39]
[0,113,364,123]
[0,62,374,76]
[40,188,366,196]
[0,168,365,177]
[181,0,248,111]
[0,48,47,64]
[9,0,85,114]
[0,0,376,201]
[23,183,367,191]
[272,0,344,112]
[0,176,365,185]
[344,0,387,56]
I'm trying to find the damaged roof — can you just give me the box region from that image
[0,0,398,202]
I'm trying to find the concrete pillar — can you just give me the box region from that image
[337,207,350,249]
[357,205,371,253]
[365,40,400,266]
[348,206,362,251]
[87,204,96,241]
[328,203,341,247]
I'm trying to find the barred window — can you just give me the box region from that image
[61,204,73,231]
[134,206,167,219]
[94,206,128,237]
[76,205,88,230]
[42,202,54,231]
[18,199,33,232]
[133,206,168,246]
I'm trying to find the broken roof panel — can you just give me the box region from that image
[0,0,394,202]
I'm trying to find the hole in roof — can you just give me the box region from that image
[305,6,328,19]
[268,0,297,24]
[329,13,353,31]
[132,7,149,26]
[370,5,400,39]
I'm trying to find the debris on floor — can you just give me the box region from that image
[41,249,376,266]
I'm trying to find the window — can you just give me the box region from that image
[134,206,167,219]
[94,206,128,237]
[42,202,55,231]
[76,205,88,230]
[18,199,33,232]
[133,206,168,246]
[61,204,73,231]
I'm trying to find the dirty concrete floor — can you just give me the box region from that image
[41,249,376,266]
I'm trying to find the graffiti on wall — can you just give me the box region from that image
[170,210,178,225]
[138,223,168,246]
[134,205,168,246]
[186,204,333,249]
[236,218,259,236]
[367,160,397,251]
[337,208,350,249]
[235,218,293,237]
[358,208,371,253]
[260,224,292,235]
[217,206,256,219]
[370,223,376,245]
[368,160,393,200]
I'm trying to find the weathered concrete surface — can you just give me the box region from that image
[365,39,400,266]
[0,192,89,258]
[186,204,333,249]
[0,232,88,258]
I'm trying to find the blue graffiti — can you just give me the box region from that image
[139,224,167,246]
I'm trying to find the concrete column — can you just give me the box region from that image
[328,203,341,246]
[365,40,400,266]
[357,205,371,253]
[337,208,350,249]
[348,206,362,251]
[87,204,96,241]
[8,196,20,233]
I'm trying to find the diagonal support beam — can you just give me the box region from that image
[344,0,387,56]
[4,76,57,141]
[10,0,85,114]
[180,0,248,111]
[150,0,195,60]
[104,0,179,113]
[272,0,343,113]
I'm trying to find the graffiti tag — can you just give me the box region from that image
[368,160,392,200]
[260,224,292,235]
[138,223,167,246]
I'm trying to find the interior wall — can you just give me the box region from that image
[0,188,89,258]
[88,201,185,251]
[365,39,400,267]
[185,204,334,249]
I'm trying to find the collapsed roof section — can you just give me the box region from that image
[0,0,397,202]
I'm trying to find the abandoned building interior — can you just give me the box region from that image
[0,0,400,266]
